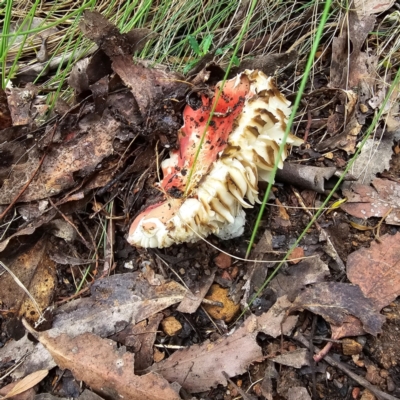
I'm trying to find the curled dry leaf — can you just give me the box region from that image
[289,282,385,336]
[256,295,298,338]
[150,315,262,393]
[275,164,337,194]
[49,272,186,338]
[341,178,400,225]
[271,349,310,369]
[6,84,39,126]
[28,328,180,400]
[347,232,400,310]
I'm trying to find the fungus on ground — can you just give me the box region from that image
[128,70,303,248]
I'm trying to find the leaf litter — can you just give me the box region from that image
[1,5,400,400]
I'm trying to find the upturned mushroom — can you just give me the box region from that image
[128,70,303,248]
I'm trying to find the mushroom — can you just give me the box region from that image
[128,70,303,248]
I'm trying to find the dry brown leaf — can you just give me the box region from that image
[111,56,188,118]
[150,315,262,393]
[177,270,215,314]
[49,272,186,338]
[79,11,156,58]
[0,238,56,323]
[330,12,376,90]
[341,178,400,225]
[290,282,385,336]
[1,272,186,379]
[110,313,163,372]
[6,84,39,126]
[257,295,298,338]
[0,114,120,204]
[347,233,400,310]
[1,370,48,400]
[268,257,330,299]
[271,349,310,369]
[29,328,180,400]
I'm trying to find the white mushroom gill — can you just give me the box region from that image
[128,70,303,248]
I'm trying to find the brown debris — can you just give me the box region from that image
[150,315,262,393]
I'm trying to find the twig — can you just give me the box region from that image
[295,331,400,400]
[303,110,312,142]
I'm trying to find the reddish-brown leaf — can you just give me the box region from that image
[36,331,180,400]
[347,232,400,310]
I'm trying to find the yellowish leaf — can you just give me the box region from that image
[1,370,48,399]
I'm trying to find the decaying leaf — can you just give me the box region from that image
[6,84,40,126]
[49,271,186,338]
[0,114,120,204]
[177,270,215,314]
[290,282,385,336]
[347,233,400,310]
[330,12,376,90]
[68,51,112,95]
[150,315,262,393]
[345,137,394,186]
[1,271,186,378]
[268,257,330,299]
[341,178,400,225]
[79,11,156,58]
[271,349,310,369]
[111,56,188,118]
[257,296,298,338]
[229,51,298,76]
[0,238,56,323]
[275,164,337,194]
[110,313,164,372]
[27,326,180,400]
